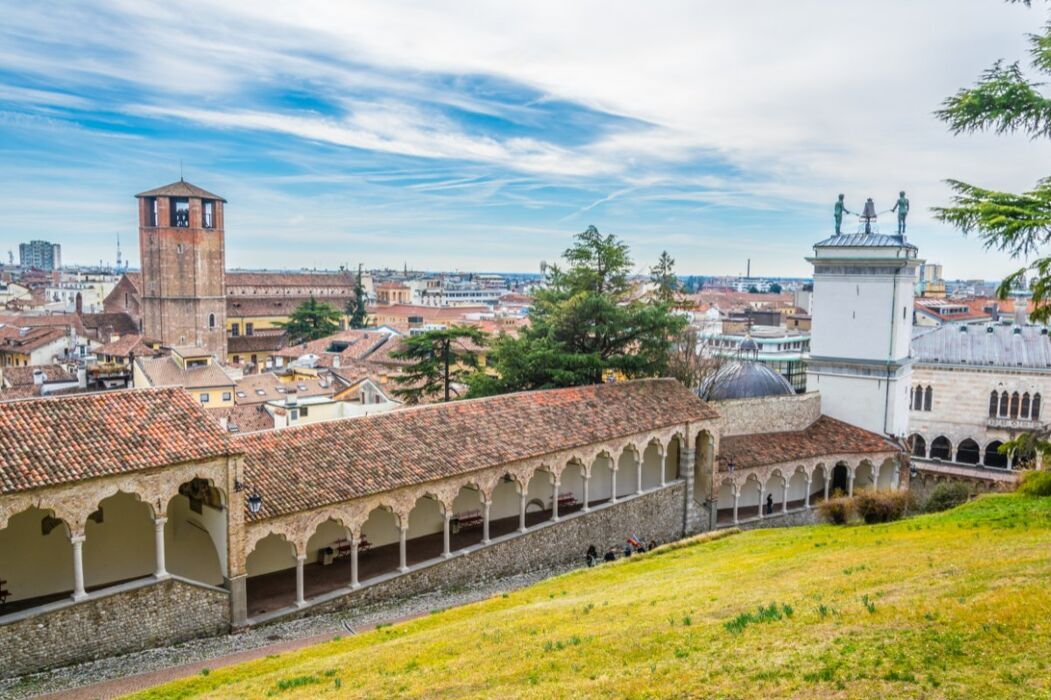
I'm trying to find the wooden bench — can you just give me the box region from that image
[333,539,353,559]
[357,535,372,554]
[557,493,579,508]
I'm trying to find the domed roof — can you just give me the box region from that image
[697,360,795,401]
[739,336,759,353]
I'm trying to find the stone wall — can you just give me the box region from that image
[300,484,685,619]
[731,507,819,531]
[716,392,821,437]
[0,577,230,678]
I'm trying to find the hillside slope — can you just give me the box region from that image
[137,495,1051,699]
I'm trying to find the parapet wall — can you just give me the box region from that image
[0,577,230,678]
[305,483,686,618]
[716,392,821,437]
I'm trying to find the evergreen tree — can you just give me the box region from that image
[650,250,681,304]
[280,297,342,344]
[469,226,688,396]
[769,282,783,294]
[390,326,488,403]
[348,264,368,329]
[933,0,1051,322]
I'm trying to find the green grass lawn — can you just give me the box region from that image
[135,494,1051,699]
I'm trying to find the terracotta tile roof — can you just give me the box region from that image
[136,356,235,389]
[135,179,226,202]
[1,364,74,387]
[79,312,139,338]
[236,378,717,520]
[0,325,67,354]
[0,387,232,496]
[0,312,86,337]
[227,296,347,318]
[719,416,899,470]
[228,329,287,354]
[123,272,142,294]
[95,333,161,359]
[225,271,354,289]
[209,404,275,434]
[273,329,390,367]
[233,371,335,405]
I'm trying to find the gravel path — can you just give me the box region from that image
[0,563,577,700]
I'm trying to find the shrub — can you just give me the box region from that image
[817,496,853,525]
[854,489,915,524]
[1018,469,1051,497]
[925,482,972,513]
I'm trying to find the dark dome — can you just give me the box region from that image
[697,360,795,401]
[739,337,759,353]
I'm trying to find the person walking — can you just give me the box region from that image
[586,544,598,567]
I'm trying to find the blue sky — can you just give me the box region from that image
[2,1,1050,277]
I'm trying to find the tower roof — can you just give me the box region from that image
[135,179,226,202]
[813,233,917,251]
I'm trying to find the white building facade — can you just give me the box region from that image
[806,232,921,438]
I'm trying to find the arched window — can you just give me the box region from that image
[1000,391,1010,417]
[208,313,216,329]
[909,434,927,458]
[923,386,933,412]
[956,439,981,465]
[930,436,952,461]
[912,387,922,411]
[1010,392,1020,419]
[989,391,999,418]
[1033,393,1042,420]
[1022,393,1031,419]
[984,441,1008,469]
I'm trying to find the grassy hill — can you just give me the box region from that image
[137,494,1051,699]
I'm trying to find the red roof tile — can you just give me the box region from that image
[0,387,232,496]
[720,416,899,470]
[237,379,717,520]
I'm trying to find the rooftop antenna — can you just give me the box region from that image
[180,159,184,182]
[116,233,122,270]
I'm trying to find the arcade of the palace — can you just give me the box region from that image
[0,379,906,676]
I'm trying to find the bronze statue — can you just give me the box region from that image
[833,194,852,235]
[891,190,909,234]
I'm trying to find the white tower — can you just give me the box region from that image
[806,213,921,438]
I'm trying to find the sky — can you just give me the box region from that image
[1,1,1050,278]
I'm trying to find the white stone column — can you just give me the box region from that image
[582,472,591,512]
[659,453,667,487]
[823,477,831,501]
[398,525,409,572]
[758,486,766,519]
[611,467,619,504]
[552,478,560,521]
[732,492,740,525]
[295,554,306,607]
[782,481,789,514]
[153,516,168,578]
[350,537,360,589]
[892,464,900,489]
[442,512,452,558]
[518,489,527,533]
[804,478,813,509]
[847,471,855,497]
[71,534,87,601]
[635,455,643,495]
[482,499,492,544]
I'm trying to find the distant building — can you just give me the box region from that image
[19,240,61,271]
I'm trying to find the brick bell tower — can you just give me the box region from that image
[135,179,227,359]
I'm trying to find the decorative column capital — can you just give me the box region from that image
[71,534,86,545]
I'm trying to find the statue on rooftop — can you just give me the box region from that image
[891,190,909,234]
[833,194,852,235]
[861,198,877,234]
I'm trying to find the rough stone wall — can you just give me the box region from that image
[716,392,822,437]
[296,484,685,620]
[907,472,1007,506]
[731,507,819,531]
[0,578,230,678]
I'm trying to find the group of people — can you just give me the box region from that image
[585,535,657,567]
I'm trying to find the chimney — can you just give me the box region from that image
[32,368,44,386]
[1015,298,1028,327]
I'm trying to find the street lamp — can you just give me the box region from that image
[247,493,263,514]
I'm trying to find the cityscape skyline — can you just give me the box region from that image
[3,2,1051,277]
